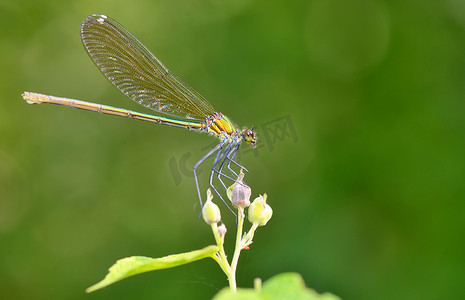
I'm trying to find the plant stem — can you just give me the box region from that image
[254,277,262,292]
[229,207,245,292]
[210,223,231,276]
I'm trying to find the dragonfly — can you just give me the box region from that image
[22,14,256,211]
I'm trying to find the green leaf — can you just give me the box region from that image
[213,272,341,300]
[86,245,219,293]
[214,288,260,300]
[262,273,341,300]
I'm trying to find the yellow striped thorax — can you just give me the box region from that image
[207,113,237,141]
[207,113,257,148]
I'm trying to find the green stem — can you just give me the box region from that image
[210,223,231,276]
[254,277,262,292]
[229,208,245,292]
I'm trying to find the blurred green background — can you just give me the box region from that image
[1,0,465,299]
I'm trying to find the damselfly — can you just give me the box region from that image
[22,14,256,210]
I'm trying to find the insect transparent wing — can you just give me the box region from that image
[80,14,217,120]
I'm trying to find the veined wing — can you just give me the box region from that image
[80,14,216,121]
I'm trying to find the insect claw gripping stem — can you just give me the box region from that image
[214,143,249,194]
[193,137,251,220]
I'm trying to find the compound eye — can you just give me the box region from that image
[247,129,256,140]
[242,128,256,147]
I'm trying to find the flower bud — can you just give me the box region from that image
[217,224,227,238]
[202,189,221,224]
[227,171,251,208]
[248,193,272,226]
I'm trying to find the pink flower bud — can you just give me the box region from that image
[227,171,251,208]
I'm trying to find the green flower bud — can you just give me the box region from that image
[202,189,221,224]
[227,171,251,208]
[248,193,272,226]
